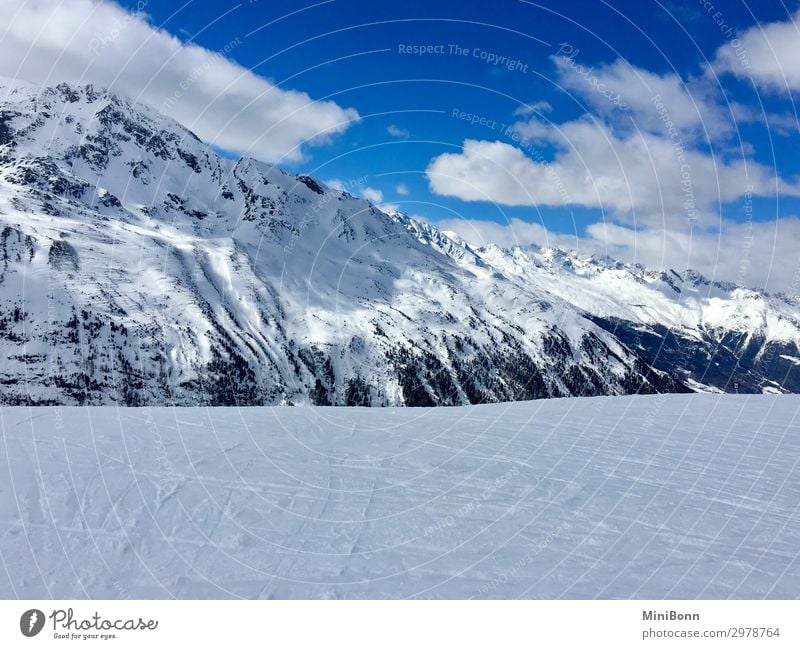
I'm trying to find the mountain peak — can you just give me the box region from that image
[0,79,799,405]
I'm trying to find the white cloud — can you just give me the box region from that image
[325,181,396,209]
[0,0,359,163]
[553,56,732,141]
[324,179,347,192]
[396,183,410,195]
[361,186,402,212]
[427,40,800,292]
[730,101,799,136]
[714,10,800,92]
[361,187,384,203]
[436,215,800,293]
[513,100,552,117]
[426,123,800,228]
[434,216,575,249]
[387,124,411,139]
[553,55,798,143]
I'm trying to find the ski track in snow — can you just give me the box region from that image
[0,394,799,599]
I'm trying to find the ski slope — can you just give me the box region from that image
[1,394,799,598]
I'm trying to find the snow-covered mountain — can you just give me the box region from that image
[1,79,799,405]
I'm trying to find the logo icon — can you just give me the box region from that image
[20,609,45,637]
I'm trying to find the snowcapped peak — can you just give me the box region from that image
[1,79,799,405]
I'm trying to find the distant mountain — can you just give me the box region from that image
[1,80,798,405]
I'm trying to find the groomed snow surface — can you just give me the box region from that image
[1,394,799,599]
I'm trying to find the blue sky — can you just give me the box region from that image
[3,0,800,287]
[108,0,800,235]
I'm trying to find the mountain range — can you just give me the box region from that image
[1,79,799,406]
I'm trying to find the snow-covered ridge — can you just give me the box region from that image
[0,79,799,405]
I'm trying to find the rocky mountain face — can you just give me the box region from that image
[0,80,798,406]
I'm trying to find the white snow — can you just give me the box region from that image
[1,394,798,598]
[3,80,800,405]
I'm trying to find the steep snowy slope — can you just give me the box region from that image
[1,395,798,598]
[471,245,800,394]
[0,79,798,405]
